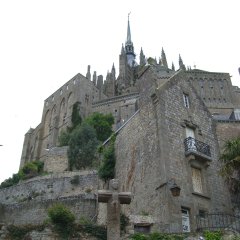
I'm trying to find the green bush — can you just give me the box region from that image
[48,203,76,238]
[48,203,75,226]
[7,224,45,240]
[0,161,44,189]
[130,233,148,240]
[204,230,222,240]
[130,232,185,240]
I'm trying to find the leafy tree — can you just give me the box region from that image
[69,102,82,131]
[84,112,114,142]
[58,102,82,147]
[68,123,99,170]
[98,138,116,181]
[219,137,240,193]
[58,129,71,147]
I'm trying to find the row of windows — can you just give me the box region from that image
[45,78,79,106]
[183,93,228,108]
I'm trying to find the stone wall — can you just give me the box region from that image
[43,146,68,172]
[1,195,96,225]
[92,93,139,130]
[115,68,232,233]
[215,121,240,150]
[0,171,98,225]
[186,71,234,115]
[20,73,102,167]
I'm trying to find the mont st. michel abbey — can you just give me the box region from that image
[1,17,240,237]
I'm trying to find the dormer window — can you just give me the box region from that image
[183,93,190,108]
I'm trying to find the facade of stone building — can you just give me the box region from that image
[16,17,240,232]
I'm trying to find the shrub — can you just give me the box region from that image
[48,203,75,226]
[0,161,44,189]
[48,203,75,238]
[204,230,222,240]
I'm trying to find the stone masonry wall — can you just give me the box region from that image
[43,146,68,172]
[115,68,232,233]
[216,121,240,150]
[0,171,98,225]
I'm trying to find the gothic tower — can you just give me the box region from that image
[117,15,136,95]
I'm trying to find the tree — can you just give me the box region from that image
[219,137,240,193]
[70,102,82,131]
[57,102,82,147]
[98,138,116,181]
[68,123,99,170]
[84,112,114,142]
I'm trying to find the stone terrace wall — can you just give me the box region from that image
[43,146,68,172]
[1,195,96,225]
[0,171,98,225]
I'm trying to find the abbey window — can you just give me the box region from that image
[183,93,190,108]
[192,167,203,194]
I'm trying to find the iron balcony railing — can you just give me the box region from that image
[184,137,211,158]
[196,213,240,233]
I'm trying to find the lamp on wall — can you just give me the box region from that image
[156,178,181,197]
[169,182,181,197]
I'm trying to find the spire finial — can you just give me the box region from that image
[128,12,131,21]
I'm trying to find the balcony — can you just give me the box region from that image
[184,137,212,161]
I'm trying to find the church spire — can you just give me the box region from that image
[161,47,168,68]
[179,54,186,71]
[140,47,146,66]
[125,13,135,66]
[126,13,132,45]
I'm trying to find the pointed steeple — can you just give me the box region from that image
[140,47,146,66]
[161,47,168,68]
[121,44,125,55]
[111,63,116,79]
[93,71,97,85]
[125,13,136,66]
[86,65,91,80]
[179,54,186,71]
[171,62,175,71]
[159,58,163,66]
[126,13,132,45]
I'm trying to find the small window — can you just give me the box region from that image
[183,93,190,108]
[60,89,63,95]
[134,225,151,234]
[192,167,203,194]
[199,210,206,219]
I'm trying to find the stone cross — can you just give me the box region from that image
[98,179,131,240]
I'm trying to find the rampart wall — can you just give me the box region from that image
[0,171,98,225]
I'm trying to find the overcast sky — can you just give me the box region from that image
[0,0,240,183]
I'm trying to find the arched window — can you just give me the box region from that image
[59,98,66,126]
[43,110,50,137]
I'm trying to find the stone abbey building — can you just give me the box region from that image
[3,18,240,233]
